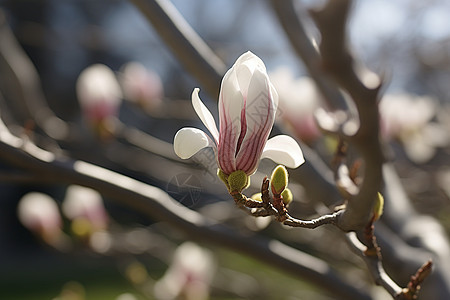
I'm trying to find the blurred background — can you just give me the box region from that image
[0,0,449,299]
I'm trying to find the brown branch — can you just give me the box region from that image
[346,232,403,297]
[129,0,226,98]
[236,176,343,229]
[0,10,70,140]
[396,260,433,300]
[308,0,384,232]
[0,121,371,300]
[269,0,348,110]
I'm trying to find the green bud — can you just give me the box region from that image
[373,192,384,221]
[270,165,288,195]
[217,169,230,190]
[281,188,293,207]
[251,193,263,202]
[227,170,250,193]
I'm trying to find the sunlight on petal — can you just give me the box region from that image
[174,128,215,159]
[261,135,305,168]
[191,88,219,143]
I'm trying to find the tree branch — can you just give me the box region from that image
[0,10,70,140]
[269,0,348,110]
[129,0,226,98]
[0,120,371,300]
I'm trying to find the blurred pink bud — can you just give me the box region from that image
[62,185,109,232]
[269,68,322,143]
[154,242,215,300]
[17,192,62,243]
[76,64,122,123]
[121,62,164,111]
[379,93,449,163]
[379,93,436,140]
[174,52,304,176]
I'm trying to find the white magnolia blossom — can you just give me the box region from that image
[379,93,448,163]
[17,192,62,241]
[269,67,322,143]
[76,64,122,122]
[120,62,163,110]
[154,242,215,300]
[174,52,304,176]
[62,185,109,231]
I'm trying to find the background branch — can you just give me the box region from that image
[130,0,226,98]
[0,120,372,300]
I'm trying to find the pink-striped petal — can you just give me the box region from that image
[235,68,276,174]
[217,66,244,174]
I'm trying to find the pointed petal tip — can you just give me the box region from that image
[191,88,219,143]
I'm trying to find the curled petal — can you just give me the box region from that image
[261,135,305,168]
[191,88,219,143]
[174,128,216,159]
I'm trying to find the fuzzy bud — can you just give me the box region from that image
[373,192,384,221]
[227,170,250,193]
[270,165,288,195]
[281,188,293,207]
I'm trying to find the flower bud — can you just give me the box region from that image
[251,192,263,202]
[217,169,230,190]
[270,165,288,195]
[281,188,293,207]
[373,192,384,221]
[227,170,250,193]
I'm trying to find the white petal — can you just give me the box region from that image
[261,135,305,168]
[174,128,216,159]
[217,68,244,174]
[235,52,266,97]
[191,88,219,143]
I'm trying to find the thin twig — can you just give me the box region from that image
[0,10,70,140]
[0,121,372,300]
[346,232,402,297]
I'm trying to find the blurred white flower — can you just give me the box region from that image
[269,67,322,144]
[62,185,109,237]
[76,64,122,137]
[17,192,62,245]
[120,62,164,112]
[115,293,138,300]
[154,242,215,300]
[379,93,448,163]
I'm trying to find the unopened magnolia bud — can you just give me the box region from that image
[270,165,288,195]
[251,193,263,202]
[281,188,293,207]
[217,169,230,190]
[227,170,250,193]
[373,192,384,221]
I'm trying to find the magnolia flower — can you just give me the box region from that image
[120,62,164,111]
[174,52,304,176]
[154,242,215,300]
[269,67,322,143]
[62,185,109,234]
[76,64,122,138]
[379,93,448,163]
[17,192,62,244]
